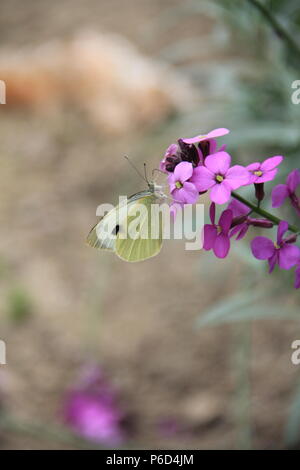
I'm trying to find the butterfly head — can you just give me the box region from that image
[148,181,165,198]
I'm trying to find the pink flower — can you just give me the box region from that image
[190,152,249,204]
[246,156,283,184]
[203,203,233,258]
[251,221,300,273]
[63,366,124,445]
[168,161,199,204]
[272,168,300,216]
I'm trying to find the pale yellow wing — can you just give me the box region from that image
[116,194,163,262]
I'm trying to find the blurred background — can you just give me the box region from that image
[0,0,299,449]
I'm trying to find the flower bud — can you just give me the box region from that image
[231,215,248,228]
[285,233,298,244]
[254,183,265,202]
[248,218,273,228]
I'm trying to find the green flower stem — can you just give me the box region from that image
[231,191,300,234]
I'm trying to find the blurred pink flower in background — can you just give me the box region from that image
[63,365,125,445]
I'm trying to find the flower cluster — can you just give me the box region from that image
[160,128,300,289]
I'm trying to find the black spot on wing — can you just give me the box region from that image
[112,224,120,235]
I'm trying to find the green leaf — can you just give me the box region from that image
[197,290,298,327]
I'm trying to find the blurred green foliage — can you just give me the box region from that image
[7,286,33,324]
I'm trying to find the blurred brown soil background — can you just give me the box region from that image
[0,0,299,449]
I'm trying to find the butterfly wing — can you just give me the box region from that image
[86,191,153,253]
[116,194,163,262]
[86,216,116,251]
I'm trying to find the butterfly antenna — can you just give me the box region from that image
[144,163,150,185]
[152,168,166,179]
[123,155,147,183]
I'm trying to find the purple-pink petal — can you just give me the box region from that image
[219,209,233,234]
[278,244,300,270]
[271,184,289,208]
[213,233,230,258]
[182,128,229,144]
[246,162,260,184]
[268,252,278,273]
[209,202,216,225]
[255,168,279,183]
[225,165,249,189]
[170,188,180,202]
[260,155,283,172]
[230,224,244,239]
[197,146,204,165]
[209,139,217,154]
[173,161,193,183]
[165,143,178,157]
[172,181,198,204]
[190,165,215,192]
[168,172,180,194]
[287,169,300,193]
[203,224,218,250]
[251,236,275,260]
[227,199,249,217]
[181,181,199,203]
[277,220,288,244]
[160,143,178,173]
[160,160,167,173]
[65,393,123,444]
[247,173,258,184]
[182,134,207,144]
[206,128,230,139]
[210,181,232,204]
[246,162,260,172]
[205,151,231,175]
[235,224,249,240]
